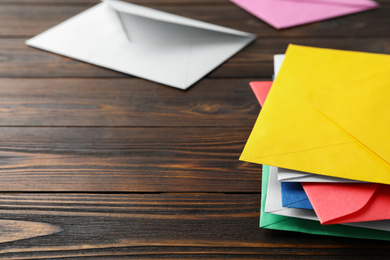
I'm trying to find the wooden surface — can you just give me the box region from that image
[0,0,389,258]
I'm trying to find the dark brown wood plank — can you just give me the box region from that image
[2,38,388,79]
[0,78,260,127]
[0,127,260,192]
[1,2,389,38]
[0,193,388,259]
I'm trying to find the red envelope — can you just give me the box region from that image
[250,81,272,107]
[302,183,390,224]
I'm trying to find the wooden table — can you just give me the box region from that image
[0,0,389,258]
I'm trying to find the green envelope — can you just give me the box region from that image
[260,165,390,240]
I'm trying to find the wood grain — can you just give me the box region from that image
[0,127,260,192]
[0,219,60,244]
[0,193,387,259]
[0,78,260,127]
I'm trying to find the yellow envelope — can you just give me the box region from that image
[241,45,390,184]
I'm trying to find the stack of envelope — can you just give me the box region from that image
[242,44,390,240]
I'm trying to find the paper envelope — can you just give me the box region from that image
[249,81,272,107]
[281,182,313,209]
[230,0,378,29]
[260,165,390,240]
[303,182,390,224]
[273,54,285,76]
[249,78,351,184]
[263,165,390,233]
[265,166,317,220]
[277,167,360,183]
[249,61,359,184]
[26,0,256,90]
[241,44,390,184]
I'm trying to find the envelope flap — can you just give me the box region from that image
[277,168,361,183]
[277,167,310,179]
[104,0,255,39]
[302,182,379,224]
[308,54,390,165]
[281,182,313,209]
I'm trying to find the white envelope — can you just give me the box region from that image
[277,167,360,183]
[273,54,285,77]
[26,0,256,89]
[265,166,318,220]
[265,166,390,231]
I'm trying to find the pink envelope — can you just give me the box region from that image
[302,183,390,224]
[230,0,378,29]
[250,81,273,107]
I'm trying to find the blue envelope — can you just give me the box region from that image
[281,182,313,209]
